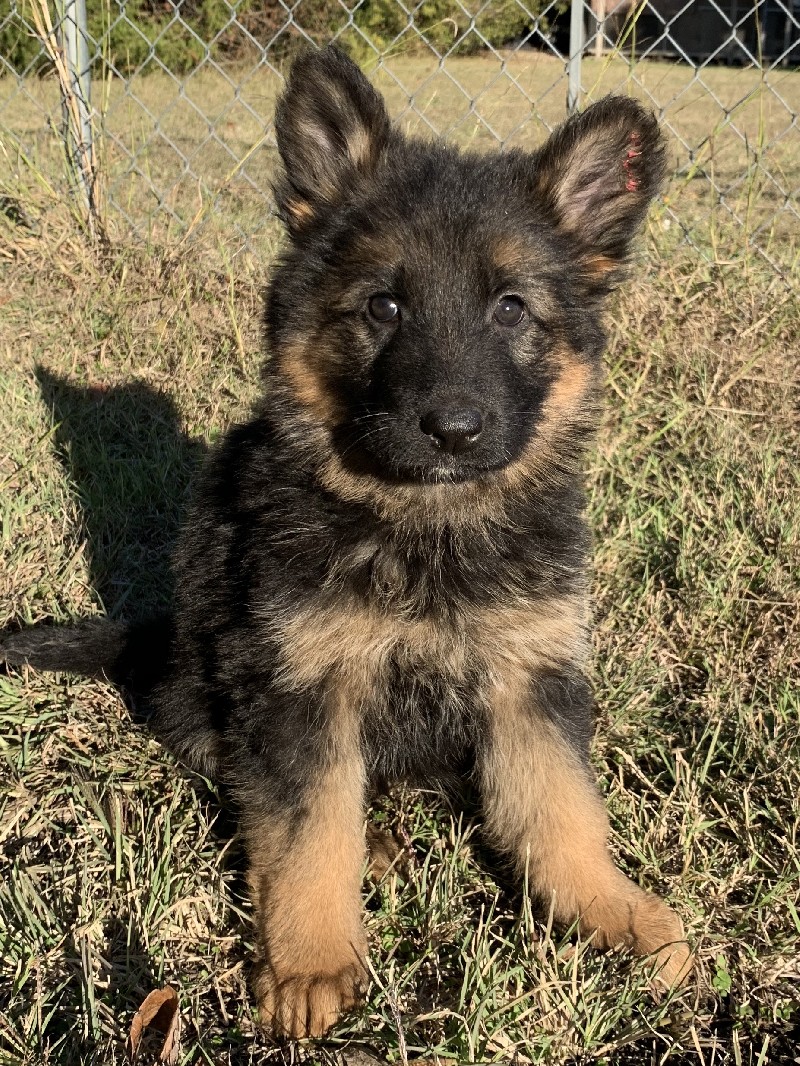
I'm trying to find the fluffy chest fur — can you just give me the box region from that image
[275,583,588,781]
[268,540,589,694]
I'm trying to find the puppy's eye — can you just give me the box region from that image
[493,295,526,327]
[367,294,400,324]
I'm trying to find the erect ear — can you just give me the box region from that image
[273,45,391,235]
[531,96,667,279]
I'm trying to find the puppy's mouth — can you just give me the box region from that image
[402,452,506,485]
[374,459,502,488]
[332,418,513,486]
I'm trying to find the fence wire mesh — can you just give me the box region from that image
[1,0,798,278]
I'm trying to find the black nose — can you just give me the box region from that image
[420,409,483,454]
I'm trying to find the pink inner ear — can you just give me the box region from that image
[623,131,642,192]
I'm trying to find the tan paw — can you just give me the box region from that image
[255,961,365,1039]
[648,938,694,990]
[628,892,693,988]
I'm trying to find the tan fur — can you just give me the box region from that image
[491,235,533,273]
[274,597,466,694]
[247,691,368,1038]
[543,356,593,421]
[505,348,597,491]
[309,83,375,172]
[481,678,692,986]
[273,594,587,697]
[344,122,374,171]
[347,230,426,274]
[582,253,617,276]
[476,598,589,679]
[547,131,613,234]
[279,342,343,426]
[318,453,512,527]
[289,101,379,217]
[490,237,559,321]
[285,197,316,228]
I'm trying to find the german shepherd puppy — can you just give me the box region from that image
[1,46,691,1038]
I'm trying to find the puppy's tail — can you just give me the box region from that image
[0,614,172,693]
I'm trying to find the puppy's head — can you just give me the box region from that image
[266,47,665,509]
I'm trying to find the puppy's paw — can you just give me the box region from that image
[648,938,694,992]
[255,961,365,1039]
[629,892,693,989]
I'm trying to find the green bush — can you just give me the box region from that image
[0,0,349,75]
[351,0,538,58]
[0,1,42,73]
[97,0,351,74]
[0,0,550,76]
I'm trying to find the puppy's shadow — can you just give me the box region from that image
[35,364,242,844]
[36,368,205,620]
[33,371,260,1035]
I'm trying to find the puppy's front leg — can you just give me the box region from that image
[243,693,368,1038]
[479,671,691,986]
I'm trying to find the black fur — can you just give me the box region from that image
[1,46,676,1035]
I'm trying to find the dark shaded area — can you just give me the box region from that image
[36,368,205,620]
[538,2,799,65]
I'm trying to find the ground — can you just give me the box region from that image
[0,52,799,1066]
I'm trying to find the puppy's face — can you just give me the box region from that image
[266,48,665,489]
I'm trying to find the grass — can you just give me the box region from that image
[2,53,799,263]
[1,51,799,1066]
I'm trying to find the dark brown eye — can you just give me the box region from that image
[367,294,399,324]
[493,295,526,327]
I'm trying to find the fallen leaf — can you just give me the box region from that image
[128,986,182,1064]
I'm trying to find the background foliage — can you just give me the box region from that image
[0,0,546,75]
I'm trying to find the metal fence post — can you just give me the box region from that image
[567,0,584,114]
[57,0,96,231]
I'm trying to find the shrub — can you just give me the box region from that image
[0,0,549,76]
[351,0,538,58]
[0,1,44,73]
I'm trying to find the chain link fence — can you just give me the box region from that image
[1,0,798,277]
